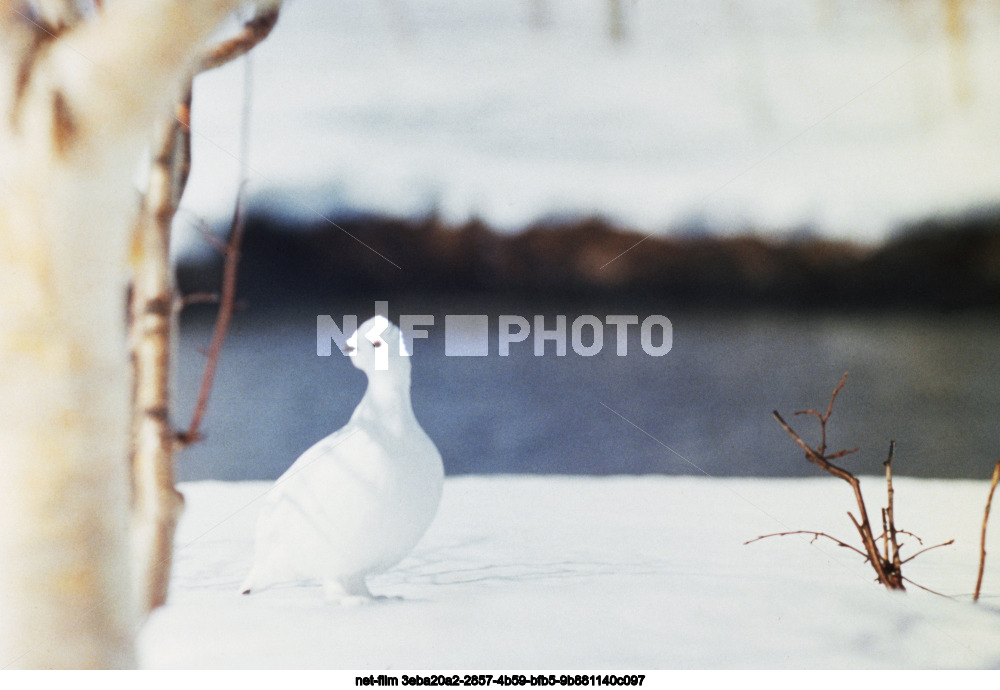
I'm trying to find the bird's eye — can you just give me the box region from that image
[373,341,382,348]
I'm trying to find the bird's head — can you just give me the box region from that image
[342,315,412,377]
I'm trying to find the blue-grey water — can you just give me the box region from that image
[174,298,1000,481]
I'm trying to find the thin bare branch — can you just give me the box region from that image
[198,7,280,73]
[178,29,261,446]
[178,184,247,447]
[824,371,849,421]
[791,372,849,451]
[848,510,893,587]
[899,539,955,565]
[808,372,848,451]
[792,409,826,451]
[772,411,854,481]
[794,409,824,420]
[774,409,890,585]
[974,460,1000,602]
[876,528,924,546]
[881,507,889,562]
[744,530,869,559]
[771,375,955,593]
[901,577,952,598]
[884,441,902,573]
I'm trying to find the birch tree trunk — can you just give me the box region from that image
[130,5,279,617]
[129,103,190,615]
[0,0,275,669]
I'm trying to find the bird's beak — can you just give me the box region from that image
[341,344,356,355]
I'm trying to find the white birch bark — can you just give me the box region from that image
[130,4,279,618]
[129,106,188,616]
[0,0,275,669]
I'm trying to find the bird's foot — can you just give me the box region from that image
[338,594,373,607]
[323,578,372,605]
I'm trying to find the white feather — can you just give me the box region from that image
[241,316,444,602]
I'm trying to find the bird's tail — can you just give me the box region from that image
[239,570,256,595]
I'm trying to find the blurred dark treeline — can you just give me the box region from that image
[177,209,1000,311]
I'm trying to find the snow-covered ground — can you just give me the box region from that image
[141,0,1000,673]
[178,0,1000,255]
[140,475,1000,669]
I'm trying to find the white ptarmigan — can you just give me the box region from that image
[240,315,444,603]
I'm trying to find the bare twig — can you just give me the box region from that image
[744,531,869,559]
[824,371,848,421]
[198,7,280,73]
[875,528,924,546]
[974,460,1000,602]
[901,577,951,598]
[899,540,955,565]
[178,41,256,445]
[881,507,889,563]
[884,441,903,574]
[763,374,958,596]
[792,370,849,455]
[772,411,855,481]
[773,406,895,588]
[178,200,246,446]
[845,510,893,587]
[765,373,936,591]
